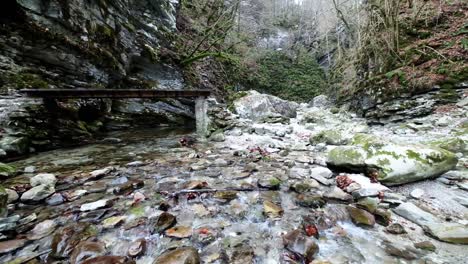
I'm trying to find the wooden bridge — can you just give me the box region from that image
[19,89,211,136]
[19,89,211,99]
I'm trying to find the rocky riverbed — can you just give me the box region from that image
[0,91,467,263]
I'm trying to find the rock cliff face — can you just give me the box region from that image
[0,0,197,160]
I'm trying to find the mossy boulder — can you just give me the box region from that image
[0,163,16,178]
[327,140,458,186]
[0,136,30,156]
[310,130,348,145]
[429,137,467,154]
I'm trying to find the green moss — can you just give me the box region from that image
[310,130,345,145]
[269,177,281,187]
[7,73,49,89]
[430,137,466,154]
[406,149,428,164]
[143,44,160,63]
[129,205,145,217]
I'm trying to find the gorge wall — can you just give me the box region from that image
[0,0,198,160]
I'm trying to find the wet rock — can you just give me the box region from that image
[80,199,113,212]
[289,167,310,179]
[424,222,468,244]
[0,162,16,178]
[81,256,135,264]
[0,215,19,231]
[282,229,319,262]
[126,161,144,167]
[410,188,425,199]
[213,191,238,201]
[352,188,379,199]
[24,166,36,173]
[70,241,106,264]
[85,181,108,193]
[383,240,422,260]
[154,212,177,233]
[46,193,65,205]
[231,246,254,264]
[5,188,19,204]
[310,130,348,145]
[153,247,200,264]
[414,241,436,252]
[310,166,333,179]
[128,238,146,257]
[386,223,406,234]
[296,194,325,208]
[290,180,319,193]
[441,170,468,181]
[79,208,110,223]
[51,223,98,258]
[0,186,8,217]
[64,189,88,201]
[382,192,407,205]
[263,200,283,218]
[374,208,392,226]
[102,216,126,229]
[393,203,438,226]
[184,181,208,190]
[111,176,129,186]
[233,90,298,121]
[89,167,114,180]
[113,180,144,195]
[0,239,26,254]
[27,219,56,240]
[324,187,353,202]
[257,177,281,190]
[30,173,57,187]
[347,206,375,226]
[327,143,458,186]
[356,197,379,213]
[21,184,55,202]
[165,225,193,238]
[310,173,332,186]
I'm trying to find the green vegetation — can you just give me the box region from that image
[243,51,327,102]
[6,73,49,89]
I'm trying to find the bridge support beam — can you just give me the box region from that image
[195,96,208,138]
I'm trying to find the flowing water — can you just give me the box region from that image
[1,102,468,263]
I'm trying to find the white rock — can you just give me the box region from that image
[310,166,333,179]
[410,188,425,199]
[30,173,57,187]
[90,167,114,179]
[80,199,111,212]
[21,185,55,202]
[127,161,144,167]
[24,166,36,173]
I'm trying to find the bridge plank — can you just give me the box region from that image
[19,89,210,99]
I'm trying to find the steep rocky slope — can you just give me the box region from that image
[0,0,197,160]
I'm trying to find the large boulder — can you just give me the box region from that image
[233,91,298,121]
[327,135,458,186]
